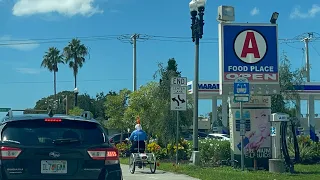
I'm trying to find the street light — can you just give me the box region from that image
[270,12,279,24]
[74,87,79,107]
[62,95,69,115]
[189,0,206,165]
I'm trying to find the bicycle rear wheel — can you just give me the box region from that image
[129,153,136,174]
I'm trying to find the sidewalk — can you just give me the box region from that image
[121,164,200,180]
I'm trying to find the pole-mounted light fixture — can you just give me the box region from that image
[74,87,79,107]
[270,12,279,24]
[189,0,206,42]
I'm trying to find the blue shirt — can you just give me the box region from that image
[129,130,148,141]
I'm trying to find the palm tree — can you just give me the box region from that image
[63,38,89,89]
[41,47,64,99]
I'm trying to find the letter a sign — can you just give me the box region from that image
[234,30,267,64]
[219,23,280,96]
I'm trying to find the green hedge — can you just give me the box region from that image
[115,136,320,166]
[199,139,231,166]
[116,139,230,166]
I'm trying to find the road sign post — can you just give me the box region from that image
[233,77,250,171]
[171,77,187,165]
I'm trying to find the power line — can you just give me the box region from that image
[0,37,119,46]
[0,35,120,42]
[0,78,156,85]
[310,42,320,57]
[1,33,320,46]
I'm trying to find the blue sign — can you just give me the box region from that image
[234,77,249,94]
[271,126,276,136]
[234,77,249,102]
[198,83,219,90]
[221,23,278,83]
[187,83,220,92]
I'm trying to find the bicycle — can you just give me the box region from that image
[127,140,157,174]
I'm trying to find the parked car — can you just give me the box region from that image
[198,132,209,139]
[207,133,230,141]
[109,132,131,145]
[181,131,192,140]
[181,131,208,140]
[0,110,122,180]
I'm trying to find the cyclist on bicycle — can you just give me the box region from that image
[128,124,148,153]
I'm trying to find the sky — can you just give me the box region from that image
[0,0,320,117]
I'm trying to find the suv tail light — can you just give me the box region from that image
[87,148,119,165]
[1,147,22,160]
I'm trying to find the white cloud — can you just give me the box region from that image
[0,35,39,51]
[290,4,320,19]
[250,7,260,16]
[15,68,43,74]
[12,0,103,17]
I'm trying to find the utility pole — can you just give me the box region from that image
[302,32,315,141]
[117,34,149,92]
[303,34,312,82]
[131,34,139,91]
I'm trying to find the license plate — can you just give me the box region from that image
[41,160,67,174]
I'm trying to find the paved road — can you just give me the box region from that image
[121,164,200,180]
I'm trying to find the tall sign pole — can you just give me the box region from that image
[234,77,250,171]
[170,77,187,165]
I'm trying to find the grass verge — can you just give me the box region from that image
[120,158,320,180]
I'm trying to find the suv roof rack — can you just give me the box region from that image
[5,109,94,120]
[6,109,49,119]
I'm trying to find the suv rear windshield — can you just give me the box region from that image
[1,119,106,146]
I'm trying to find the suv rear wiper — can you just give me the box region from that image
[53,138,81,145]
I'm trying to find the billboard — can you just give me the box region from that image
[219,23,280,95]
[229,96,271,169]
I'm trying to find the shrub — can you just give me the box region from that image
[116,142,130,157]
[147,142,167,159]
[147,142,161,152]
[198,139,231,166]
[288,135,320,164]
[167,139,190,160]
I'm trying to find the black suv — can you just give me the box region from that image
[0,110,122,180]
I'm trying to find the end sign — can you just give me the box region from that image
[171,77,187,86]
[171,77,187,111]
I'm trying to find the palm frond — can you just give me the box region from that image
[63,38,89,77]
[41,47,64,72]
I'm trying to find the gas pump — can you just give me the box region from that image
[269,113,298,173]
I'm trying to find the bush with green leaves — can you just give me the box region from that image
[198,139,231,166]
[288,135,320,164]
[167,139,191,160]
[114,138,231,166]
[147,142,168,160]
